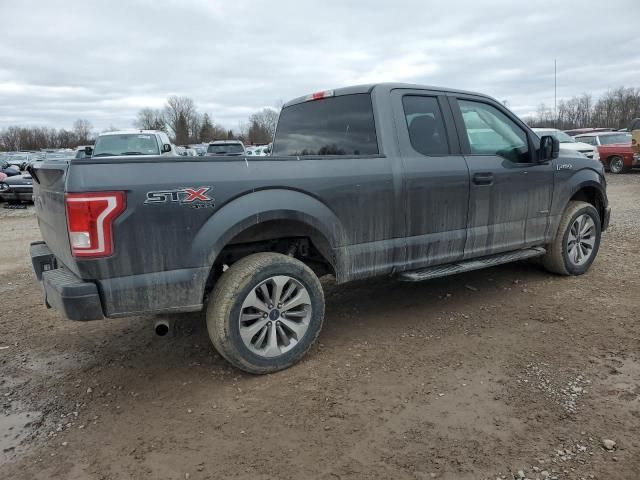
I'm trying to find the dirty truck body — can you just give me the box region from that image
[30,83,610,373]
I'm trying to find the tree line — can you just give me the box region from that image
[134,95,280,146]
[524,86,640,130]
[0,96,280,151]
[0,119,94,152]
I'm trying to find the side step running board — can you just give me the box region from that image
[397,247,546,282]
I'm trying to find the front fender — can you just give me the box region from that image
[190,188,348,268]
[549,166,607,237]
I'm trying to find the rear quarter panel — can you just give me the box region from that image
[65,154,396,282]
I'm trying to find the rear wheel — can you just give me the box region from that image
[206,253,325,374]
[542,201,601,276]
[608,156,627,174]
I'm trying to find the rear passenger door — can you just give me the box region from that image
[391,89,470,271]
[449,95,553,258]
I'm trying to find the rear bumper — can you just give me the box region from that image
[30,241,207,321]
[30,242,104,321]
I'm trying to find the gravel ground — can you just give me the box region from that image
[0,173,639,480]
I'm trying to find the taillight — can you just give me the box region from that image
[65,192,126,258]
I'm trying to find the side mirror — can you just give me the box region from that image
[84,146,93,156]
[161,144,172,153]
[539,135,559,161]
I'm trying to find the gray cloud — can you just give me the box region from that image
[0,0,638,131]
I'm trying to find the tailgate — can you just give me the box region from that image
[31,161,77,274]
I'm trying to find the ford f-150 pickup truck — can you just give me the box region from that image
[29,83,611,373]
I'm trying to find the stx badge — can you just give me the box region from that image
[144,187,215,208]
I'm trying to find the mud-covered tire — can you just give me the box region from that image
[542,201,601,276]
[206,253,325,374]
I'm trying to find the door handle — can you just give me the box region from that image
[473,172,493,185]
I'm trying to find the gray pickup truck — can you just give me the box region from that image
[30,83,610,373]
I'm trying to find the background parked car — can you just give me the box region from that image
[564,127,615,137]
[0,171,33,203]
[575,131,636,173]
[1,159,21,177]
[532,128,597,159]
[91,130,177,157]
[188,144,207,156]
[206,140,246,156]
[1,152,32,170]
[176,146,198,157]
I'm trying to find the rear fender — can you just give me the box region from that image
[191,188,348,273]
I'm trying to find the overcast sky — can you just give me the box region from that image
[0,0,638,132]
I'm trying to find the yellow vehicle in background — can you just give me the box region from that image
[631,118,640,156]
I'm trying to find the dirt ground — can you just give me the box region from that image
[1,174,639,480]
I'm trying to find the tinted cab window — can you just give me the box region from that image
[402,96,449,155]
[273,94,378,156]
[459,100,529,163]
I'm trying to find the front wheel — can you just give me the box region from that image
[542,201,601,276]
[206,253,325,374]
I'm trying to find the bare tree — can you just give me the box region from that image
[72,119,93,145]
[247,108,279,143]
[198,113,227,143]
[524,86,640,130]
[163,96,198,144]
[134,108,165,131]
[1,126,22,150]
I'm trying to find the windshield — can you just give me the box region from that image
[207,143,244,154]
[93,134,160,157]
[536,129,574,143]
[599,133,631,145]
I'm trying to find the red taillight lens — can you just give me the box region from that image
[65,192,126,258]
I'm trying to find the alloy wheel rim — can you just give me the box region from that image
[611,158,623,173]
[238,275,312,358]
[566,214,596,267]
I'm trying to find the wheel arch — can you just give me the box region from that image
[569,184,606,227]
[191,189,347,295]
[549,170,608,240]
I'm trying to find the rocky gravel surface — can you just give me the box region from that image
[1,172,639,479]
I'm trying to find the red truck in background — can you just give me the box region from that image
[575,131,638,174]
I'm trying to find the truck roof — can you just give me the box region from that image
[283,82,495,108]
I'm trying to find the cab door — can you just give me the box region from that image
[448,95,553,258]
[391,89,470,271]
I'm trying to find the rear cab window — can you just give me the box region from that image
[402,95,449,155]
[272,94,378,156]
